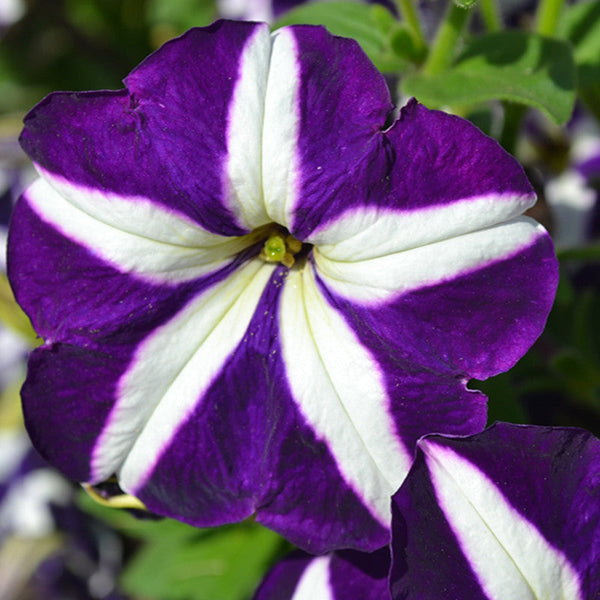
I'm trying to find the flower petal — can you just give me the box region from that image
[226,23,395,233]
[279,263,412,526]
[391,423,600,599]
[287,555,333,600]
[290,99,537,240]
[265,26,393,236]
[9,21,561,556]
[225,25,303,229]
[253,549,390,600]
[21,176,254,285]
[223,23,272,229]
[314,227,557,380]
[22,343,127,482]
[120,266,388,552]
[309,196,536,261]
[20,21,271,236]
[95,258,275,483]
[7,181,247,346]
[314,216,546,303]
[252,553,317,600]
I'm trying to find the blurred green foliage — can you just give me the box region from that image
[79,491,291,600]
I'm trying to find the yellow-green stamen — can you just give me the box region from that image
[260,232,303,268]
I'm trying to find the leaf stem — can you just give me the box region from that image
[422,3,472,76]
[535,0,565,36]
[395,0,427,53]
[479,0,501,32]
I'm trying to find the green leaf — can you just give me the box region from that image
[78,489,200,541]
[121,522,286,600]
[390,24,427,64]
[273,1,406,73]
[403,31,576,124]
[78,491,289,600]
[558,0,600,87]
[0,378,25,430]
[572,289,600,365]
[146,0,217,37]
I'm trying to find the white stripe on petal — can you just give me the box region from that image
[224,26,301,231]
[224,24,272,229]
[423,441,583,600]
[91,259,275,484]
[261,28,301,227]
[291,556,334,600]
[28,173,251,284]
[314,217,545,304]
[309,194,537,260]
[280,265,411,526]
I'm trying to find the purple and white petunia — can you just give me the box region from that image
[254,423,600,599]
[253,548,390,600]
[8,21,557,553]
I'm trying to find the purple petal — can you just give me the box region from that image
[20,21,269,236]
[253,548,390,600]
[318,230,558,382]
[391,423,600,599]
[291,99,538,239]
[7,188,251,346]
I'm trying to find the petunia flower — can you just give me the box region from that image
[8,21,557,553]
[253,423,600,599]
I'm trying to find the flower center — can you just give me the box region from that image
[259,228,305,268]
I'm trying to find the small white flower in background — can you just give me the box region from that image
[544,115,600,248]
[0,0,24,30]
[545,171,596,248]
[0,432,72,538]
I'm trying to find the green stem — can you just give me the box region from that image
[535,0,565,36]
[479,0,501,32]
[422,3,472,76]
[395,0,427,53]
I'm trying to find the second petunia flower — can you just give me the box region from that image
[8,20,557,553]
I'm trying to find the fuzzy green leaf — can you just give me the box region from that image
[121,522,285,600]
[558,0,600,87]
[274,1,406,73]
[403,31,576,124]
